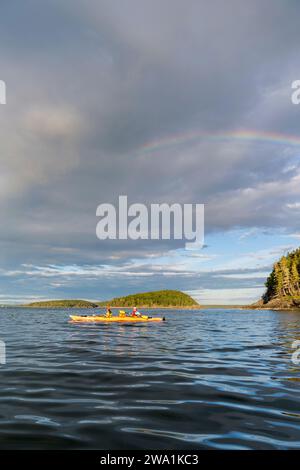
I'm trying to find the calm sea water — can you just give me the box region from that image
[0,307,300,450]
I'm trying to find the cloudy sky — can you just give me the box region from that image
[0,0,300,304]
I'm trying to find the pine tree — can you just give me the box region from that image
[280,257,293,296]
[274,262,284,298]
[263,247,300,303]
[290,258,300,294]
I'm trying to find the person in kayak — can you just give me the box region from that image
[131,307,141,317]
[105,306,113,318]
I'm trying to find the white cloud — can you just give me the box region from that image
[187,287,265,305]
[288,233,300,239]
[214,272,270,280]
[23,105,83,139]
[286,202,300,210]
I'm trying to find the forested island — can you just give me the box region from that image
[23,290,199,309]
[99,290,199,308]
[252,247,300,309]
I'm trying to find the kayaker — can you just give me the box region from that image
[105,306,113,318]
[131,307,141,317]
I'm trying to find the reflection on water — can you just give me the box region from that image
[0,307,300,449]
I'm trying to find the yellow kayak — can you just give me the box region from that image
[69,315,165,323]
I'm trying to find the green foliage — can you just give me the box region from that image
[99,290,199,307]
[24,300,99,308]
[264,248,300,303]
[23,291,199,309]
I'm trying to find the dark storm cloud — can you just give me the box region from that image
[0,0,300,299]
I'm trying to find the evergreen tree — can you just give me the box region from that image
[290,257,300,293]
[263,247,300,303]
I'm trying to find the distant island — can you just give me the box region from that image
[251,247,300,310]
[23,290,199,309]
[99,290,199,308]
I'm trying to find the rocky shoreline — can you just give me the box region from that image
[247,297,300,311]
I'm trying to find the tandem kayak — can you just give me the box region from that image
[69,315,165,323]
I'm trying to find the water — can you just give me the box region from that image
[0,307,300,450]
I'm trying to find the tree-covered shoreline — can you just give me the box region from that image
[23,290,199,309]
[253,248,300,309]
[264,249,300,301]
[99,290,199,308]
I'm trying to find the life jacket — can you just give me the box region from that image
[132,310,141,317]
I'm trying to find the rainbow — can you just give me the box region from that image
[138,129,300,155]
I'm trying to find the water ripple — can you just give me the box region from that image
[0,307,300,449]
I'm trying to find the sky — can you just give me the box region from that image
[1,0,300,304]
